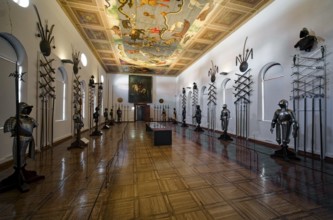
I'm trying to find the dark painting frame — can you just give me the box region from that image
[128,75,152,103]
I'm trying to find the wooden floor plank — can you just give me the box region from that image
[1,122,333,219]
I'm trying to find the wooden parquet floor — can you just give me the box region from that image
[1,122,333,219]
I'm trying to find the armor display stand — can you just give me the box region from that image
[103,108,110,129]
[0,64,44,193]
[291,46,327,160]
[109,107,115,126]
[181,88,188,127]
[233,69,253,139]
[192,83,198,125]
[88,77,95,135]
[207,61,218,136]
[173,108,177,124]
[68,51,87,149]
[33,5,57,157]
[218,104,233,141]
[233,36,254,140]
[90,83,103,136]
[39,57,56,152]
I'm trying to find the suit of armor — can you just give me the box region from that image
[193,105,203,131]
[270,99,298,146]
[162,109,166,121]
[4,102,37,169]
[110,108,114,121]
[117,108,122,122]
[73,105,83,130]
[93,107,100,123]
[194,105,202,125]
[220,104,230,132]
[104,108,109,121]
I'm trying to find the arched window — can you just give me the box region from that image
[259,62,284,121]
[55,67,68,121]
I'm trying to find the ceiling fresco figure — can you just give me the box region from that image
[59,0,273,75]
[108,0,210,70]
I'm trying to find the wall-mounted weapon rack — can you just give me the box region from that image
[233,69,253,139]
[181,88,188,127]
[68,60,86,149]
[192,83,198,125]
[291,45,327,160]
[38,56,56,153]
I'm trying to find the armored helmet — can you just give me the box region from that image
[278,99,288,108]
[19,102,33,114]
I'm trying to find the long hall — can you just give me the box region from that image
[1,122,333,219]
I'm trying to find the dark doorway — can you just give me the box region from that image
[134,104,150,121]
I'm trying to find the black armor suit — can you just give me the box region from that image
[103,108,109,129]
[193,105,203,132]
[1,102,44,190]
[270,99,299,159]
[4,103,37,169]
[270,100,298,146]
[219,104,232,140]
[116,107,122,123]
[221,104,230,133]
[73,106,83,131]
[173,108,177,124]
[162,108,166,122]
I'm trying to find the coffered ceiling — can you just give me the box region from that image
[57,0,272,76]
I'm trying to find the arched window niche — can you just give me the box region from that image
[258,62,284,121]
[56,66,68,121]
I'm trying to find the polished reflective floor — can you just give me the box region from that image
[0,122,333,219]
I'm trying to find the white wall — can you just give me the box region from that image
[177,0,333,157]
[108,74,177,120]
[0,0,106,163]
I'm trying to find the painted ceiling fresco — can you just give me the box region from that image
[57,0,272,76]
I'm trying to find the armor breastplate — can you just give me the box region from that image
[221,110,229,118]
[277,110,292,123]
[18,116,36,136]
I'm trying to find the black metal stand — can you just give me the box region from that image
[218,131,233,141]
[271,145,300,161]
[68,128,87,149]
[91,124,103,136]
[0,166,45,193]
[194,125,204,132]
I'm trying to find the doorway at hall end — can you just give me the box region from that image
[134,104,150,122]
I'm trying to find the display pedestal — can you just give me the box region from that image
[218,132,233,141]
[102,124,110,129]
[181,122,188,127]
[0,167,44,193]
[271,146,300,161]
[68,129,88,149]
[194,125,204,132]
[90,130,102,136]
[68,139,87,149]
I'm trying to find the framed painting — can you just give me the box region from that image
[128,75,152,103]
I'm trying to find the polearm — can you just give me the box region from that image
[311,97,315,155]
[293,64,323,70]
[234,69,251,83]
[319,77,324,160]
[234,80,253,89]
[303,96,307,157]
[233,88,252,97]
